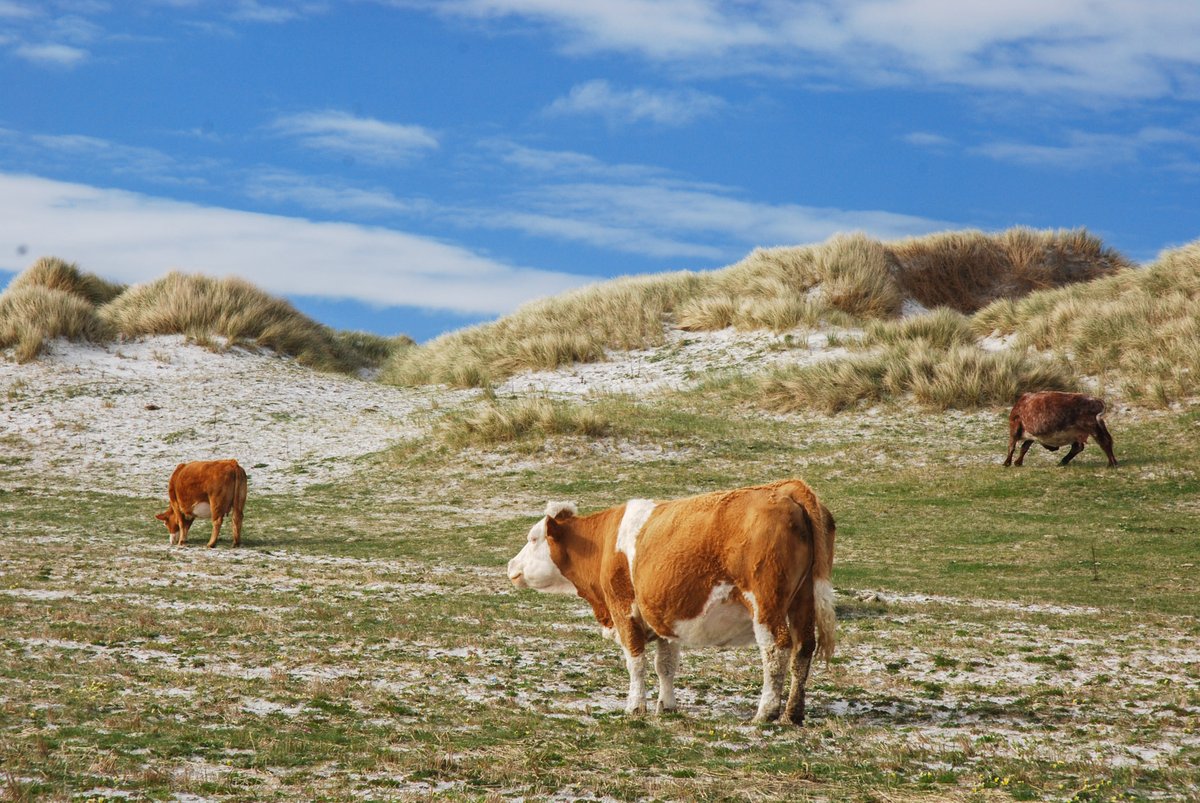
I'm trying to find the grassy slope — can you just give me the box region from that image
[1,394,1197,801]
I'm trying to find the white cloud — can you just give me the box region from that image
[271,110,439,165]
[13,42,88,66]
[0,173,589,315]
[546,80,725,125]
[413,0,1200,102]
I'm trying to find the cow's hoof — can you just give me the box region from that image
[751,711,780,725]
[655,701,677,714]
[625,702,647,715]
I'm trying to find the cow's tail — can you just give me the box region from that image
[811,499,837,664]
[783,480,836,664]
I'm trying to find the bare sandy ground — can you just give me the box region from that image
[0,327,852,496]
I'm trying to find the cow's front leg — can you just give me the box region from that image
[622,648,647,714]
[177,517,191,546]
[751,621,790,724]
[654,640,680,713]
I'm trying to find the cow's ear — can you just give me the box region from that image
[544,515,565,541]
[544,501,577,521]
[155,512,168,521]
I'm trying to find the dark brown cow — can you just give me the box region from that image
[156,460,248,547]
[1004,391,1117,467]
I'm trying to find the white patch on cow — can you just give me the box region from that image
[191,502,212,519]
[616,499,656,584]
[506,517,577,595]
[669,583,756,647]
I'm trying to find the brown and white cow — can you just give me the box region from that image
[507,479,836,724]
[156,459,248,547]
[1004,391,1117,467]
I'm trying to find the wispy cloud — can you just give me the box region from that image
[7,131,214,186]
[415,0,1200,102]
[546,80,725,126]
[486,140,670,181]
[243,169,432,217]
[271,110,439,165]
[0,172,589,315]
[904,131,955,149]
[465,173,950,261]
[975,127,1200,169]
[0,1,37,19]
[13,42,88,66]
[229,1,326,23]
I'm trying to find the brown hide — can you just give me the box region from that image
[1004,391,1117,467]
[545,479,835,659]
[156,459,248,547]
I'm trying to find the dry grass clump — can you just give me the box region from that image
[384,272,702,387]
[7,256,126,306]
[860,307,976,350]
[386,227,1128,387]
[890,227,1131,313]
[102,272,398,374]
[758,343,1076,414]
[973,239,1200,405]
[436,397,612,448]
[0,285,113,362]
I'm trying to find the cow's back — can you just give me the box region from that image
[629,484,814,640]
[170,460,244,513]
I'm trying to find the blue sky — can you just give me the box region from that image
[2,1,1199,341]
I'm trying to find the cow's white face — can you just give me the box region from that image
[507,516,577,595]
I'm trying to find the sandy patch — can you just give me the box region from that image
[0,335,475,494]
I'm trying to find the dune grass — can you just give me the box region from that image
[6,256,127,306]
[0,257,407,374]
[0,285,114,363]
[383,272,703,388]
[385,228,1128,388]
[435,396,614,449]
[756,343,1077,414]
[973,240,1200,406]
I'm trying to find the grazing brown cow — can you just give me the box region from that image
[507,479,836,724]
[1004,391,1117,467]
[156,459,248,547]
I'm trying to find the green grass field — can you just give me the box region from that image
[1,392,1197,802]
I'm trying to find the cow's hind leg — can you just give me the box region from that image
[784,588,817,725]
[654,640,680,714]
[1003,424,1023,466]
[231,503,243,547]
[1060,441,1085,466]
[1014,439,1034,466]
[207,495,224,548]
[1096,420,1118,467]
[751,618,791,724]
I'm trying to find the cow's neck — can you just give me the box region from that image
[557,508,623,628]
